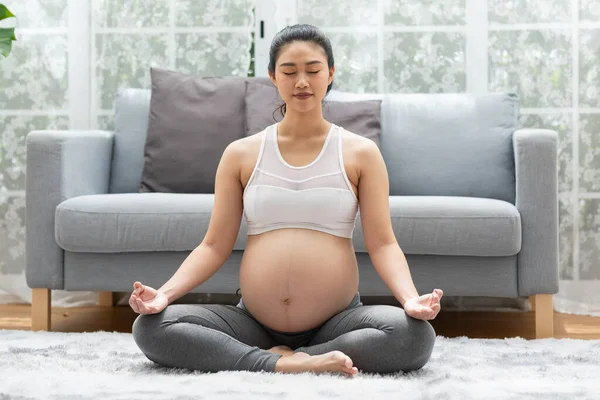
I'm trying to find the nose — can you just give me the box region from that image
[295,73,309,88]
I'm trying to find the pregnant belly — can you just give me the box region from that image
[239,229,359,333]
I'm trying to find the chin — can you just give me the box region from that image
[288,101,320,114]
[290,106,319,115]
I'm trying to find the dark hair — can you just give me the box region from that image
[268,24,335,119]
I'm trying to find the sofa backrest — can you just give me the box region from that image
[109,88,151,193]
[111,85,519,204]
[328,90,519,203]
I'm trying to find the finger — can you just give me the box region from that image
[136,298,149,314]
[134,283,145,297]
[435,289,444,298]
[419,312,433,321]
[129,295,140,313]
[415,307,430,319]
[425,306,436,317]
[409,306,429,320]
[140,299,158,315]
[413,305,427,315]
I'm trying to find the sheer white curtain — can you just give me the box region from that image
[0,0,256,306]
[258,0,600,315]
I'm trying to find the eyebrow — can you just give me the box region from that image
[279,60,323,67]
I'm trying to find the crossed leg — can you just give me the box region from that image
[132,303,375,375]
[132,303,282,372]
[291,304,437,374]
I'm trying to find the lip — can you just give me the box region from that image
[293,93,313,99]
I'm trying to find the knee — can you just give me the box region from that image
[132,313,163,350]
[387,312,436,372]
[402,318,436,371]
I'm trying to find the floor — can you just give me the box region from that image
[1,302,600,339]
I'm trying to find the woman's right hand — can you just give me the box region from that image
[129,281,169,315]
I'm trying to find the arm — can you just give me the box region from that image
[158,141,245,303]
[25,130,114,289]
[357,139,420,307]
[513,129,559,296]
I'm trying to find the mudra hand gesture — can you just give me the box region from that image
[129,281,169,315]
[403,289,443,321]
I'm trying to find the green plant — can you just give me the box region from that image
[0,4,16,58]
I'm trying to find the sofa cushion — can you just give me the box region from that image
[244,81,382,146]
[327,90,519,203]
[55,194,520,257]
[353,196,521,256]
[55,193,249,253]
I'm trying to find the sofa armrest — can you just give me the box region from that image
[25,130,115,289]
[513,128,559,296]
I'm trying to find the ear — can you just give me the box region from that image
[268,70,277,86]
[328,66,335,85]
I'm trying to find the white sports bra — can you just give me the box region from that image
[243,123,358,239]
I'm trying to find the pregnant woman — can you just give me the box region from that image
[131,24,442,377]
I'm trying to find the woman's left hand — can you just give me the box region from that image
[403,289,443,320]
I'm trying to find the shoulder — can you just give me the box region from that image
[339,126,381,160]
[223,129,266,160]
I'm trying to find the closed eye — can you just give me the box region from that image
[282,71,321,75]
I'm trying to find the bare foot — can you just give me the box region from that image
[274,350,359,377]
[268,345,294,357]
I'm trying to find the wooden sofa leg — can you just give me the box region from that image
[529,295,536,311]
[533,294,553,339]
[98,291,114,307]
[31,288,51,331]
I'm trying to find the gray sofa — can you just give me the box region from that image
[25,82,559,338]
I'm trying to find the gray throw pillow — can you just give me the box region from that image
[140,68,272,193]
[244,81,382,147]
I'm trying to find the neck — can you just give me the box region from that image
[278,106,330,139]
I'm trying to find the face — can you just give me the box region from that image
[269,40,335,113]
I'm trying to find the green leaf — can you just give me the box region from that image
[0,27,15,40]
[0,4,17,58]
[0,37,11,57]
[0,4,16,20]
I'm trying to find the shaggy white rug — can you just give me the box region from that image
[1,330,599,400]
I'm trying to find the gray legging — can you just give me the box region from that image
[132,292,436,374]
